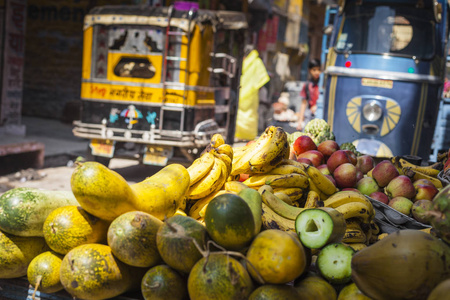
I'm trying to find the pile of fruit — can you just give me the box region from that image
[0,122,449,300]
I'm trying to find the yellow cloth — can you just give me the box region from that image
[235,50,270,140]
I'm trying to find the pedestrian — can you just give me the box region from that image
[271,92,298,133]
[297,59,321,131]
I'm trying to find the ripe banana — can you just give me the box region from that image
[274,192,294,205]
[279,159,308,170]
[224,181,249,194]
[187,158,226,200]
[227,174,240,182]
[370,221,380,235]
[248,127,287,167]
[402,167,443,188]
[210,133,225,148]
[267,164,308,177]
[231,126,277,175]
[261,202,296,232]
[216,143,233,160]
[346,243,367,251]
[188,190,231,219]
[187,152,215,186]
[323,191,375,217]
[273,187,304,202]
[260,188,304,220]
[248,145,287,174]
[210,149,232,177]
[334,202,372,224]
[174,209,187,217]
[304,190,324,209]
[342,227,367,244]
[244,173,309,189]
[396,157,441,177]
[306,165,338,196]
[308,178,329,201]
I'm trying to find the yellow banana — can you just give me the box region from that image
[279,158,308,170]
[227,174,240,182]
[402,167,443,189]
[216,143,233,160]
[274,192,294,205]
[323,191,375,217]
[187,152,215,186]
[248,127,287,167]
[335,202,372,224]
[260,188,304,220]
[249,139,290,174]
[370,221,380,235]
[210,133,225,148]
[308,178,329,201]
[244,173,309,189]
[304,190,324,209]
[273,187,304,202]
[342,227,367,244]
[174,209,187,217]
[261,202,296,232]
[397,158,441,177]
[345,219,363,231]
[187,158,225,200]
[267,164,308,177]
[210,149,232,178]
[346,243,367,251]
[378,233,389,240]
[231,126,277,175]
[188,190,231,219]
[306,165,338,196]
[224,181,249,194]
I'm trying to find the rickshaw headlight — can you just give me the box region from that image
[363,101,383,121]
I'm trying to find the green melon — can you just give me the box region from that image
[141,265,188,300]
[204,194,255,250]
[27,251,64,293]
[249,285,299,299]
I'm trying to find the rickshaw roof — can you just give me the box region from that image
[84,5,248,31]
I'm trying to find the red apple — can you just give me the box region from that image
[444,158,450,172]
[414,184,439,201]
[293,135,317,156]
[317,164,331,175]
[333,163,357,189]
[239,173,249,182]
[411,200,433,224]
[385,175,416,199]
[297,157,313,166]
[297,150,324,167]
[317,140,340,161]
[327,150,351,174]
[371,160,399,188]
[413,178,434,188]
[355,169,364,183]
[369,191,389,204]
[342,188,362,193]
[344,150,357,165]
[356,155,375,174]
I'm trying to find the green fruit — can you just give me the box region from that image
[316,243,355,285]
[27,251,64,293]
[141,265,188,300]
[427,184,450,243]
[204,194,255,250]
[238,188,263,235]
[249,285,299,299]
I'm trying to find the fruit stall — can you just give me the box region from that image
[0,119,449,300]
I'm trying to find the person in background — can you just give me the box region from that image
[297,59,321,130]
[272,92,298,133]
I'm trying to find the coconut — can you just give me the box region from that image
[351,230,450,300]
[427,185,450,244]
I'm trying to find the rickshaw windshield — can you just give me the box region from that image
[334,4,435,60]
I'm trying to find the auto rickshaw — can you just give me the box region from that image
[323,0,448,160]
[73,3,247,166]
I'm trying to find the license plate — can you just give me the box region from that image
[143,146,173,166]
[90,139,115,158]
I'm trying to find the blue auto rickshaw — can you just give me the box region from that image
[323,0,448,159]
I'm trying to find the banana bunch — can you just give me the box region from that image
[323,190,377,247]
[231,126,289,176]
[391,157,443,188]
[186,134,233,202]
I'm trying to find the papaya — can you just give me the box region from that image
[131,164,190,220]
[351,230,450,300]
[246,229,308,284]
[204,193,255,250]
[187,253,254,300]
[0,187,78,237]
[141,265,188,300]
[43,205,109,254]
[249,285,299,299]
[71,161,137,221]
[338,283,371,300]
[27,251,64,293]
[295,272,337,300]
[60,243,144,300]
[0,230,49,278]
[156,215,208,273]
[107,211,162,268]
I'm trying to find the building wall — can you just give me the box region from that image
[22,0,140,120]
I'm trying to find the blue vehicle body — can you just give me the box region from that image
[323,0,448,159]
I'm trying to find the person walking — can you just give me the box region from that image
[297,59,321,130]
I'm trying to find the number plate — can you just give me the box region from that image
[90,139,115,158]
[143,146,173,166]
